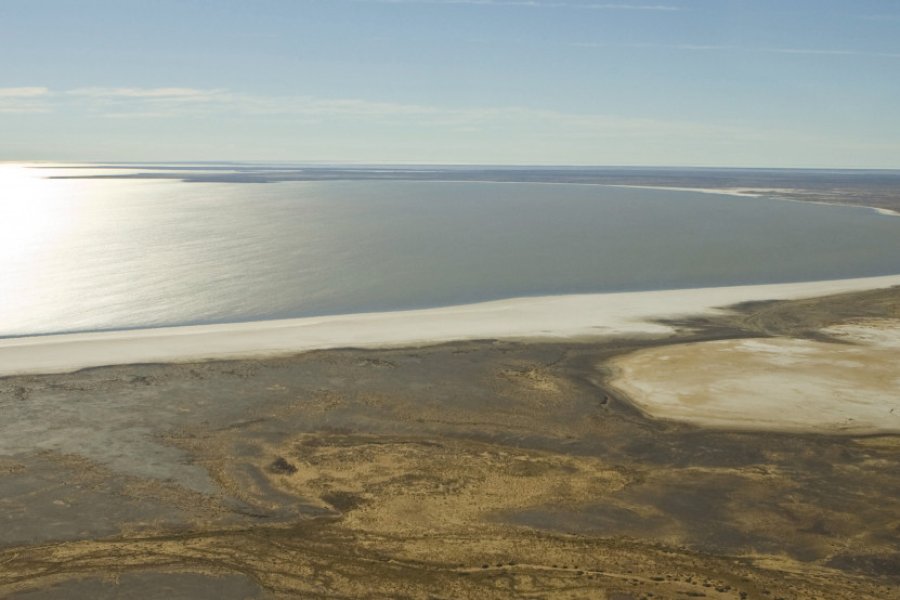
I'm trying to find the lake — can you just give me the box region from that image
[2,165,899,337]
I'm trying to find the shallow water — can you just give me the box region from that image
[2,166,900,337]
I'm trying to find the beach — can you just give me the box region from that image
[4,273,900,378]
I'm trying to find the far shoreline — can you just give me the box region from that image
[609,184,900,217]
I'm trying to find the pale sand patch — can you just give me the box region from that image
[608,184,775,198]
[2,274,900,377]
[608,320,900,434]
[825,319,900,348]
[874,207,900,217]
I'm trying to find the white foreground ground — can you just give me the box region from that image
[608,319,900,434]
[2,274,900,378]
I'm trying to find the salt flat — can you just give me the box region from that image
[608,319,900,434]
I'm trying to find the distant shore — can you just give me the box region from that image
[36,162,900,215]
[3,273,900,377]
[610,184,900,217]
[608,184,771,197]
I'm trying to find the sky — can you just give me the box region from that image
[1,0,899,167]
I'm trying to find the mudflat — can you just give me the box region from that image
[1,287,899,599]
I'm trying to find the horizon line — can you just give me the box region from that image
[5,160,900,172]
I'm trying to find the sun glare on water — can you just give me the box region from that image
[0,164,72,260]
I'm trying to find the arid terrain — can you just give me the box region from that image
[1,287,899,599]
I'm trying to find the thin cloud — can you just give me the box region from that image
[585,3,680,9]
[40,86,452,119]
[8,85,856,165]
[573,42,900,59]
[67,87,228,100]
[760,47,900,59]
[0,105,50,114]
[20,85,775,145]
[0,87,50,98]
[860,14,900,22]
[572,42,732,50]
[64,87,234,115]
[347,0,681,10]
[0,87,51,113]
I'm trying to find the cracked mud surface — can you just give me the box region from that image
[1,287,899,599]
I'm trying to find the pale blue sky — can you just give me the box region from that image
[2,0,899,167]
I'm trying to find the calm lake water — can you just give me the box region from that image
[3,166,900,337]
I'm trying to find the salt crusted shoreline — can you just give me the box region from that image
[2,274,900,377]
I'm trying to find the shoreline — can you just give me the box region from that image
[607,184,769,198]
[3,273,900,377]
[611,184,900,217]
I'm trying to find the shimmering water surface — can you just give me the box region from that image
[2,165,900,337]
